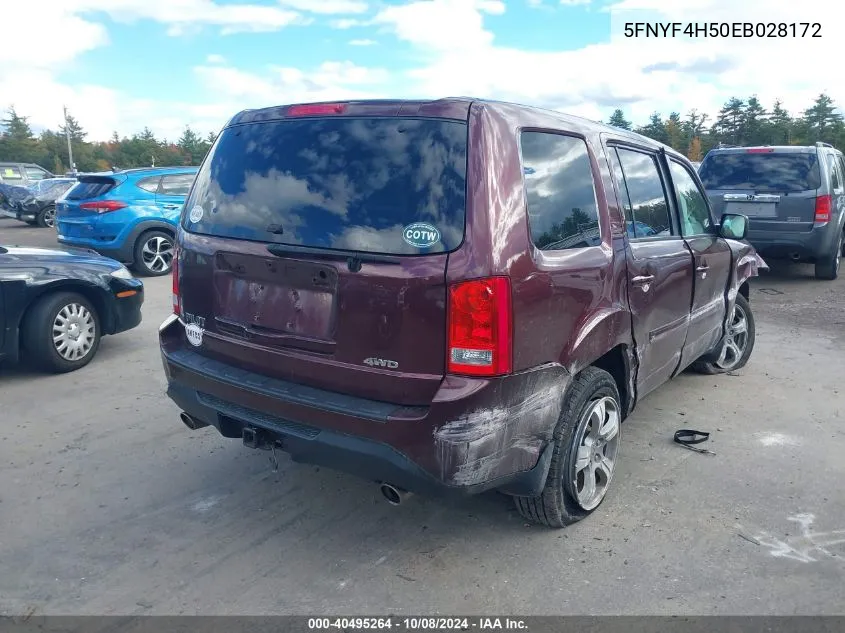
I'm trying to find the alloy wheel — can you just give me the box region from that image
[141,235,173,273]
[567,396,621,511]
[714,301,750,371]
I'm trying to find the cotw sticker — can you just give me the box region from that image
[402,222,441,248]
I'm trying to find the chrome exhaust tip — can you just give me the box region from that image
[379,483,411,506]
[180,412,209,430]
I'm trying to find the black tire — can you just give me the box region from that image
[36,204,56,228]
[21,292,101,373]
[691,293,755,375]
[514,367,621,528]
[814,232,843,281]
[131,230,174,277]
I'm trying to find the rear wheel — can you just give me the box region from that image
[691,293,755,374]
[814,232,843,281]
[514,367,621,528]
[131,230,174,276]
[22,292,101,373]
[36,204,56,228]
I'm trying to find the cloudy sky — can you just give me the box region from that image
[0,0,833,141]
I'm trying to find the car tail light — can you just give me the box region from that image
[287,103,346,117]
[172,245,181,316]
[447,276,512,377]
[79,200,127,214]
[815,194,832,223]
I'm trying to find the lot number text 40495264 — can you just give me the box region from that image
[308,617,528,630]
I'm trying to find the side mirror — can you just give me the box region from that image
[719,213,748,240]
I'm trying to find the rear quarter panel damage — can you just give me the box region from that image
[432,365,570,486]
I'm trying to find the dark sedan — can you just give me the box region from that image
[0,245,144,373]
[0,178,76,228]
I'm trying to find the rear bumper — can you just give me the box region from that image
[57,236,133,264]
[747,225,838,260]
[159,314,568,497]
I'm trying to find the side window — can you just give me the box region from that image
[2,166,23,181]
[25,167,47,181]
[137,177,161,193]
[159,174,195,197]
[668,160,714,236]
[607,147,636,239]
[521,132,600,251]
[615,148,673,237]
[829,155,842,191]
[837,155,845,188]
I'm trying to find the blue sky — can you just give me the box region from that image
[0,0,833,141]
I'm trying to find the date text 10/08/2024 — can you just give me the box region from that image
[308,618,528,630]
[623,22,822,38]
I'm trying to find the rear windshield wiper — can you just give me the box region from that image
[266,243,401,272]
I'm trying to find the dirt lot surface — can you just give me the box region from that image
[1,218,843,616]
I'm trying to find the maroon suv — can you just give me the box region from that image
[159,98,765,527]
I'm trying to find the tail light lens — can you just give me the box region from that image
[287,103,346,117]
[447,276,513,377]
[172,245,181,316]
[815,194,832,223]
[79,200,127,214]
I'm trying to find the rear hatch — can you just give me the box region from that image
[176,107,469,406]
[699,148,821,233]
[56,175,124,238]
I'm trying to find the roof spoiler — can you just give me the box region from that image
[816,141,834,148]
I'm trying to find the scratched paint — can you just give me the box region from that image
[433,376,566,486]
[740,514,845,563]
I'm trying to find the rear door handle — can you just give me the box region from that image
[696,264,709,278]
[631,274,654,286]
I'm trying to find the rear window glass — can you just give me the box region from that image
[520,132,600,251]
[184,117,468,255]
[699,152,821,192]
[66,179,117,200]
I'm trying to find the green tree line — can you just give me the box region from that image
[0,107,217,174]
[606,92,844,160]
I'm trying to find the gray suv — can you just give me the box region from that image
[699,143,845,280]
[0,162,53,186]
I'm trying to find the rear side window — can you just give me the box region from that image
[614,148,673,237]
[2,166,23,181]
[184,117,468,255]
[520,132,600,250]
[827,155,842,190]
[25,166,47,180]
[137,177,161,193]
[159,173,195,196]
[699,152,821,192]
[65,178,117,200]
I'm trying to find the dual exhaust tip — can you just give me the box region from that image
[179,412,411,506]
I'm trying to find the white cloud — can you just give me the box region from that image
[349,39,377,46]
[560,0,590,5]
[330,18,366,28]
[206,54,226,64]
[278,0,368,13]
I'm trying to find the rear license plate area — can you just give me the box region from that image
[725,202,777,218]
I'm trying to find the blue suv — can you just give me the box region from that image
[56,167,198,276]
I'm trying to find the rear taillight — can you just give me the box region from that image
[815,194,832,223]
[287,103,346,116]
[447,276,513,377]
[172,245,181,316]
[79,200,126,214]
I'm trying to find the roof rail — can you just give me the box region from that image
[816,141,834,148]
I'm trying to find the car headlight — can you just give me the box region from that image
[110,266,134,280]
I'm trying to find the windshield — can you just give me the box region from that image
[699,152,821,192]
[183,117,468,256]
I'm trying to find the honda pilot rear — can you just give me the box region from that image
[160,99,557,502]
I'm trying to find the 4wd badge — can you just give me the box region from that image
[364,357,399,369]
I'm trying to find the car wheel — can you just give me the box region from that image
[814,232,843,281]
[514,367,621,528]
[132,230,174,276]
[22,292,101,373]
[36,204,56,228]
[691,293,756,375]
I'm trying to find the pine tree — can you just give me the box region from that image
[608,109,632,130]
[712,98,746,145]
[744,96,768,145]
[802,93,843,143]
